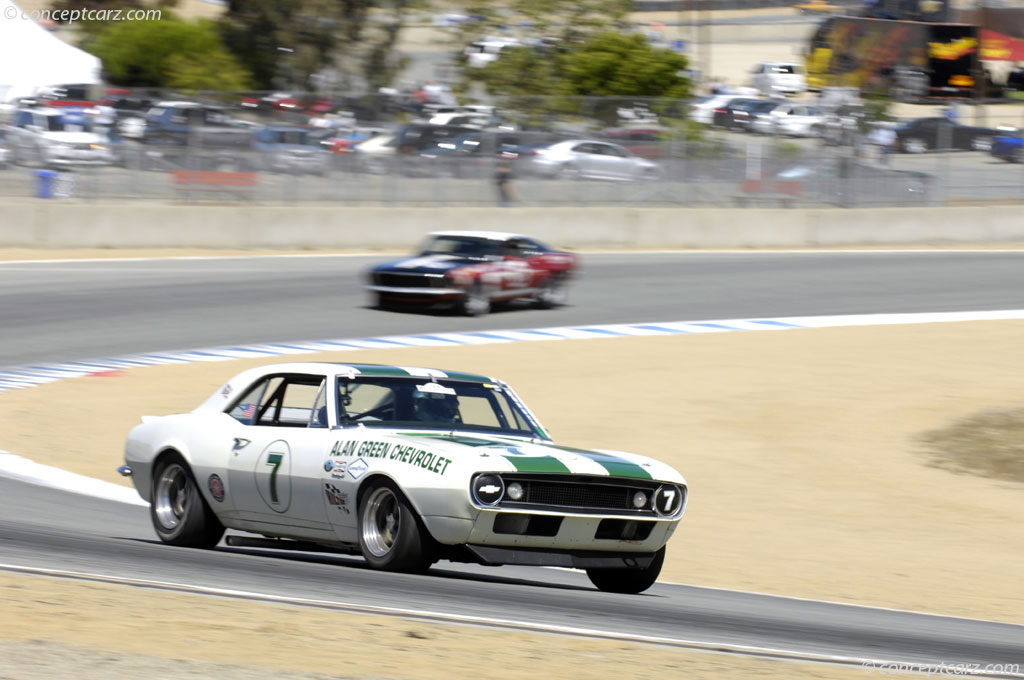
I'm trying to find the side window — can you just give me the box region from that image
[573,143,595,154]
[227,378,271,424]
[256,379,323,427]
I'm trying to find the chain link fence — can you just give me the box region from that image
[2,90,1024,207]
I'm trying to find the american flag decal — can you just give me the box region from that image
[239,403,256,418]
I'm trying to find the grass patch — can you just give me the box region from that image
[919,408,1024,483]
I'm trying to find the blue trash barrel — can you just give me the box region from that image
[36,170,57,199]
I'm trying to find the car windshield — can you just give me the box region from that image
[335,376,543,437]
[419,235,500,258]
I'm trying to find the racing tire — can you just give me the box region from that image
[971,136,993,152]
[150,456,224,548]
[1013,147,1024,164]
[902,137,927,154]
[534,273,568,309]
[460,283,491,316]
[586,547,665,594]
[358,480,435,573]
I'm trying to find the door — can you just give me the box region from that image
[226,374,334,535]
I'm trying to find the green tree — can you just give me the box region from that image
[90,15,251,90]
[218,0,424,92]
[559,33,690,100]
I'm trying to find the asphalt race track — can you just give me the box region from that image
[4,250,1024,368]
[2,250,1024,674]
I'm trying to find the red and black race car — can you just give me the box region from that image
[366,231,577,316]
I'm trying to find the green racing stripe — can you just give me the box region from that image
[501,455,571,474]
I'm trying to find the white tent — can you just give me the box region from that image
[0,0,102,103]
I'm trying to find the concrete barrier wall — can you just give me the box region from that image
[3,202,1024,250]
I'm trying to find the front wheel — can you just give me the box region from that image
[460,283,491,316]
[150,457,224,548]
[971,136,993,152]
[358,481,435,572]
[534,273,568,309]
[586,547,665,594]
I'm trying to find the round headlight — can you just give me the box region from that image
[632,491,648,508]
[472,474,504,506]
[507,482,524,501]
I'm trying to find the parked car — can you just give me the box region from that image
[121,362,687,593]
[366,230,577,315]
[463,37,520,68]
[136,101,254,148]
[598,128,666,158]
[530,140,661,180]
[894,117,1009,153]
[404,131,550,178]
[990,134,1024,163]
[750,61,807,96]
[712,99,778,131]
[750,102,825,137]
[6,107,115,167]
[253,126,330,175]
[689,94,745,125]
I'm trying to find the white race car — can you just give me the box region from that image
[121,362,688,593]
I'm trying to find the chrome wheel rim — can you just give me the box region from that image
[464,288,490,315]
[362,487,400,558]
[540,279,567,305]
[153,463,189,530]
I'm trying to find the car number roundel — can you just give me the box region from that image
[254,440,292,513]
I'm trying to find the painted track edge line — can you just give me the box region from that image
[1,563,1021,678]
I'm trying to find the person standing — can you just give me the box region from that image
[494,151,514,207]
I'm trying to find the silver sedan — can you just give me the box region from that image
[530,140,662,180]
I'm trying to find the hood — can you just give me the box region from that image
[391,430,683,482]
[372,253,481,274]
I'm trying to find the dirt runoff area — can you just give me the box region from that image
[1,322,1023,678]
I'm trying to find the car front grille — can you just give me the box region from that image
[373,272,448,288]
[480,474,685,517]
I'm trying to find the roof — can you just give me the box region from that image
[234,362,493,383]
[429,230,526,241]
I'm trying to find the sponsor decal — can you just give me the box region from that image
[208,474,225,502]
[221,384,232,397]
[347,457,369,480]
[331,440,452,476]
[324,483,351,513]
[324,459,334,472]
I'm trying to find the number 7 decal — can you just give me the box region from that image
[265,453,283,504]
[255,441,291,513]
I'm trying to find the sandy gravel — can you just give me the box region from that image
[0,572,867,680]
[2,319,1024,677]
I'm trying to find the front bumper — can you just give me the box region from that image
[465,544,660,569]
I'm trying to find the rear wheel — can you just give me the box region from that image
[358,480,435,572]
[150,456,224,548]
[1013,147,1024,164]
[902,137,927,154]
[534,273,568,309]
[586,547,665,594]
